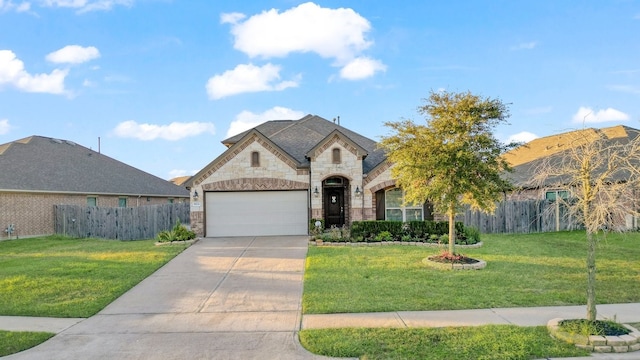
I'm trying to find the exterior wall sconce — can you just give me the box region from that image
[355,186,361,197]
[192,190,199,200]
[314,186,319,197]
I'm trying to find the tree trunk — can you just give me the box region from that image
[448,207,455,255]
[586,230,597,321]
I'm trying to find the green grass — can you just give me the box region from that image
[303,231,640,314]
[299,326,589,360]
[0,331,54,357]
[0,235,187,318]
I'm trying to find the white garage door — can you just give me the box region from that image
[205,191,308,237]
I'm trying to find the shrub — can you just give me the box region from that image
[351,221,403,240]
[156,220,196,242]
[329,226,342,242]
[350,220,478,244]
[375,231,393,242]
[463,226,481,244]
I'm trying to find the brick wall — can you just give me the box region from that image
[0,192,187,239]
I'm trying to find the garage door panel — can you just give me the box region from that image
[205,191,308,237]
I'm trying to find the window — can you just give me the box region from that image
[545,190,569,201]
[87,197,97,207]
[385,188,423,221]
[251,151,260,167]
[118,197,127,207]
[332,148,341,164]
[168,198,174,204]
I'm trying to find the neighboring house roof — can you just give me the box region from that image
[0,135,189,197]
[503,125,640,188]
[221,114,387,173]
[169,176,191,186]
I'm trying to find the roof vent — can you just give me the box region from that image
[51,138,63,144]
[65,140,76,146]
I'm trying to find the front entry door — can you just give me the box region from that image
[324,188,345,228]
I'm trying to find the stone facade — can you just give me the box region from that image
[189,129,395,237]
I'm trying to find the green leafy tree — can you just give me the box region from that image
[532,127,640,321]
[379,90,515,255]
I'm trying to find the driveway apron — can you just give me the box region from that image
[6,236,334,360]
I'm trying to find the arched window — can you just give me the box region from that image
[251,151,260,167]
[332,148,341,164]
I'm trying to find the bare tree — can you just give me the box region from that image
[532,126,640,321]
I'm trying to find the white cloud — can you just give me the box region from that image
[220,12,245,24]
[0,1,30,12]
[226,106,305,138]
[0,119,11,134]
[339,57,387,80]
[46,45,100,64]
[224,2,372,61]
[206,63,299,100]
[113,120,215,141]
[572,106,630,124]
[222,2,384,80]
[0,50,68,94]
[510,41,538,51]
[41,0,133,13]
[506,131,538,144]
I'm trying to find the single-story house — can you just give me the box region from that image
[187,114,433,237]
[504,125,640,199]
[0,135,189,239]
[502,125,640,229]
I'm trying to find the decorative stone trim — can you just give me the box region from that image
[307,131,367,160]
[155,238,200,246]
[194,132,300,186]
[364,161,393,187]
[547,318,640,353]
[368,180,396,194]
[310,240,482,249]
[203,178,308,191]
[422,257,487,270]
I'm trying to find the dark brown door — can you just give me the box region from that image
[324,188,344,228]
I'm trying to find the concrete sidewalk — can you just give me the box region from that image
[4,303,639,334]
[302,303,640,329]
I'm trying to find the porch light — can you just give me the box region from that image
[314,186,319,197]
[355,186,361,197]
[193,190,199,200]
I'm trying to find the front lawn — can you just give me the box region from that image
[0,331,55,357]
[0,235,187,318]
[303,231,640,314]
[299,326,588,360]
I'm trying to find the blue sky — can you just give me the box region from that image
[1,1,639,180]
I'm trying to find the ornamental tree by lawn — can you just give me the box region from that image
[531,127,640,321]
[379,90,515,255]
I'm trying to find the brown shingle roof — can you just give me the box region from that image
[221,114,387,173]
[504,125,640,188]
[0,135,189,197]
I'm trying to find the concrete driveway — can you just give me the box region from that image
[6,236,339,360]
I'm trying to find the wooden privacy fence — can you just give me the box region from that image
[462,199,583,234]
[54,203,190,240]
